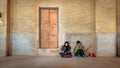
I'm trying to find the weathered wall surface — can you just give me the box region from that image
[0,0,7,57]
[96,0,116,56]
[61,0,96,53]
[0,0,117,56]
[10,0,96,56]
[10,0,38,55]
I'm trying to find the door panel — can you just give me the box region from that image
[41,9,49,48]
[40,8,58,48]
[49,9,58,48]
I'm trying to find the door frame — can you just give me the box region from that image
[39,7,59,49]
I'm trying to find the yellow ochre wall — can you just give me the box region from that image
[0,0,117,56]
[0,0,7,56]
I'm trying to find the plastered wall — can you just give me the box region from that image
[10,0,96,56]
[0,0,117,56]
[96,0,116,56]
[0,0,7,56]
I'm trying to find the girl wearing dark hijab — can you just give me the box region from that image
[59,41,72,58]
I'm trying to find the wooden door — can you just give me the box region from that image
[40,8,58,48]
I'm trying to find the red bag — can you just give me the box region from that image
[90,52,96,57]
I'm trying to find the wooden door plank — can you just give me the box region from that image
[41,9,49,48]
[49,9,58,48]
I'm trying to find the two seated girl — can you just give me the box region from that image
[60,41,92,58]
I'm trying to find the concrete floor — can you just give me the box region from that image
[0,56,120,68]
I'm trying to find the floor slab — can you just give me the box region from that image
[0,56,120,68]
